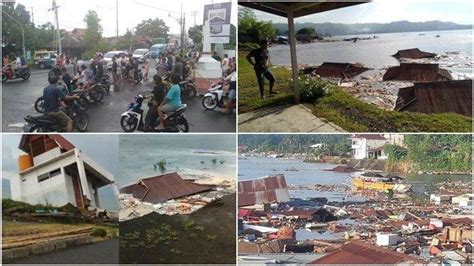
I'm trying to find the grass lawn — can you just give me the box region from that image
[238,53,472,132]
[2,220,92,237]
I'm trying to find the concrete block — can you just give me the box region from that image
[2,249,15,261]
[54,240,67,249]
[31,244,43,255]
[43,242,55,253]
[13,246,30,258]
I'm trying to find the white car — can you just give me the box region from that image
[132,49,149,63]
[104,50,127,69]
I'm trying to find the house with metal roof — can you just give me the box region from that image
[392,48,437,59]
[238,174,290,207]
[383,63,452,82]
[11,135,114,209]
[349,134,389,160]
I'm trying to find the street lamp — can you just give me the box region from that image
[2,10,26,60]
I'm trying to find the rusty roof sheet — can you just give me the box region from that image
[383,63,443,82]
[120,172,212,204]
[392,48,437,59]
[396,80,472,116]
[314,62,371,80]
[238,174,290,207]
[310,241,428,264]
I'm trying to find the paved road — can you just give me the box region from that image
[7,239,119,264]
[2,61,235,132]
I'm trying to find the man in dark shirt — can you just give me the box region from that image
[211,51,222,62]
[246,39,276,98]
[144,74,166,131]
[61,66,72,93]
[44,70,79,132]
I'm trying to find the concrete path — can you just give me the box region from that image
[6,239,119,264]
[238,104,345,132]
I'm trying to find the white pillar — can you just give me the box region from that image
[203,20,211,53]
[287,10,300,103]
[74,149,92,203]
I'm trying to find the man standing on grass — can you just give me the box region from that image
[246,39,276,99]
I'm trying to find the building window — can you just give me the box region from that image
[37,168,61,182]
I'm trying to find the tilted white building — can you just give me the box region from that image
[11,135,114,209]
[349,134,389,160]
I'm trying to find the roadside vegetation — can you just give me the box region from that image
[238,54,472,132]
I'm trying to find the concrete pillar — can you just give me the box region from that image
[74,149,92,203]
[287,10,300,103]
[93,187,100,208]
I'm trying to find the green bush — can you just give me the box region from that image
[91,227,107,237]
[298,76,333,103]
[238,42,259,51]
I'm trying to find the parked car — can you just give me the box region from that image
[132,49,149,63]
[149,44,166,58]
[104,50,127,70]
[34,51,57,69]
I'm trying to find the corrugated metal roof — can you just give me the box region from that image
[19,134,76,153]
[383,63,444,82]
[310,241,428,264]
[120,172,212,204]
[313,62,370,80]
[238,175,290,207]
[238,2,368,18]
[392,48,436,59]
[396,80,472,116]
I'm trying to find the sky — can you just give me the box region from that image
[249,0,473,25]
[1,134,119,211]
[15,0,237,37]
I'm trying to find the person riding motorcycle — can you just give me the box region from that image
[43,70,80,132]
[156,74,182,130]
[218,70,236,114]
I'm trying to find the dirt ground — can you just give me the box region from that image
[119,193,236,264]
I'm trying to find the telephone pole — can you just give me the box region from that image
[190,11,198,26]
[49,0,62,55]
[30,7,34,25]
[180,2,184,56]
[116,0,119,37]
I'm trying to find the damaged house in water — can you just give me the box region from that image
[238,174,291,209]
[11,135,114,209]
[383,63,452,82]
[120,172,212,204]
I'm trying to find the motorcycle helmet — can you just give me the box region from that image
[48,69,60,84]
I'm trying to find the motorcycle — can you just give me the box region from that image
[23,100,89,132]
[120,94,189,133]
[2,66,30,83]
[202,78,235,111]
[163,74,197,102]
[34,81,90,113]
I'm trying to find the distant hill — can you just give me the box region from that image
[2,178,11,198]
[273,20,472,36]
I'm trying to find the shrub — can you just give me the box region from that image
[238,42,259,51]
[91,227,107,237]
[298,76,333,103]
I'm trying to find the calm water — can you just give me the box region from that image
[119,135,236,188]
[269,29,473,77]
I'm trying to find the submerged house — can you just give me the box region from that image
[238,174,290,208]
[12,135,114,209]
[349,134,388,160]
[303,62,370,80]
[392,48,436,59]
[395,80,472,117]
[383,63,452,82]
[120,172,212,204]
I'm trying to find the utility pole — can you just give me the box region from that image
[190,11,198,26]
[180,2,184,56]
[30,7,34,25]
[116,0,119,38]
[50,0,62,55]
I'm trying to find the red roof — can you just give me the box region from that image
[383,63,444,82]
[349,134,386,140]
[120,172,212,204]
[238,175,290,207]
[310,241,427,264]
[392,48,436,59]
[314,62,370,80]
[19,134,75,153]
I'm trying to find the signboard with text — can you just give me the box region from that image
[203,2,232,44]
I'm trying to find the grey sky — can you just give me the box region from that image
[16,0,237,37]
[250,0,473,25]
[1,134,119,211]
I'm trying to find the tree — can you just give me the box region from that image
[297,27,316,36]
[135,18,169,39]
[188,25,203,45]
[83,10,103,59]
[238,7,276,44]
